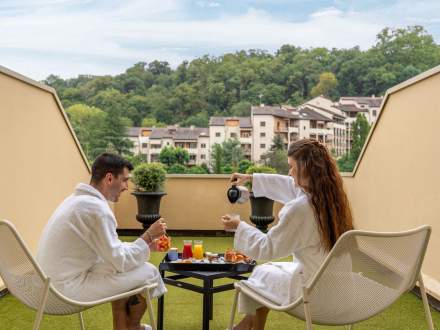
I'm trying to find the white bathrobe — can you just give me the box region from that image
[36,183,166,301]
[234,173,327,315]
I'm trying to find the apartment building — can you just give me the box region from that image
[208,117,252,160]
[128,126,210,165]
[335,96,383,153]
[127,95,383,164]
[300,96,348,157]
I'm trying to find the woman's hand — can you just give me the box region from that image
[221,214,241,231]
[230,173,252,186]
[141,218,167,243]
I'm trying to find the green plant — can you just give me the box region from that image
[187,165,209,174]
[245,165,277,190]
[167,163,187,174]
[132,162,166,192]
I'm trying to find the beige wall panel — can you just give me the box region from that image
[342,73,440,298]
[0,71,90,289]
[115,176,282,230]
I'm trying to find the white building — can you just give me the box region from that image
[300,96,348,157]
[128,126,210,166]
[127,96,383,165]
[208,117,252,160]
[336,96,383,153]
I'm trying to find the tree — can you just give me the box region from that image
[159,146,177,166]
[230,101,252,116]
[222,138,244,167]
[210,143,224,174]
[337,113,371,172]
[310,72,338,98]
[141,117,167,127]
[65,104,107,161]
[167,163,187,174]
[187,165,209,174]
[238,159,253,173]
[174,147,189,165]
[261,135,289,174]
[351,113,371,160]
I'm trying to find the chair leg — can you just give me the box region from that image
[228,289,240,330]
[79,312,85,330]
[33,279,51,330]
[145,289,157,330]
[418,273,434,330]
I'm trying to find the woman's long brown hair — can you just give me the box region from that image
[288,139,353,252]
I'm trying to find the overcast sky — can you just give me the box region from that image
[1,0,440,80]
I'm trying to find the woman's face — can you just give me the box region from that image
[288,156,308,190]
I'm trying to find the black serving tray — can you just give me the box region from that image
[159,253,257,272]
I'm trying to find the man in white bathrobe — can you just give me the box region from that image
[36,153,167,330]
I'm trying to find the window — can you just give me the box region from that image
[260,132,266,137]
[260,121,266,127]
[201,154,206,159]
[240,131,251,138]
[151,144,161,149]
[303,126,306,130]
[189,154,197,161]
[260,144,266,149]
[189,142,197,149]
[230,133,237,138]
[215,132,221,137]
[201,143,206,148]
[142,143,148,148]
[167,142,170,145]
[373,110,377,117]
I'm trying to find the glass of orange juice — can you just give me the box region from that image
[193,240,204,260]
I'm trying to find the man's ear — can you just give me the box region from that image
[105,172,113,184]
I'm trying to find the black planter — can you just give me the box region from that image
[132,191,167,229]
[249,192,275,233]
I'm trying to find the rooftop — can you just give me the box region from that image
[209,116,252,128]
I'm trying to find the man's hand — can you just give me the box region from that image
[148,239,160,252]
[221,214,241,232]
[141,218,167,244]
[230,173,252,186]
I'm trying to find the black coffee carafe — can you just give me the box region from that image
[227,185,249,204]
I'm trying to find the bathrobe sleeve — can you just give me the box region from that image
[252,173,303,204]
[72,200,150,273]
[234,198,313,261]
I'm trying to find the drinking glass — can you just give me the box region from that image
[182,240,193,259]
[193,240,204,260]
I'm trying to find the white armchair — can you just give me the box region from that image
[229,225,434,330]
[0,219,158,330]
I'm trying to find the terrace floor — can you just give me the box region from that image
[1,236,439,330]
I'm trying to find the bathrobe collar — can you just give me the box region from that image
[74,183,108,202]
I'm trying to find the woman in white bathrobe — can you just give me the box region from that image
[222,139,354,330]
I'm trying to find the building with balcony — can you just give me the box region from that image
[128,125,209,165]
[336,96,383,153]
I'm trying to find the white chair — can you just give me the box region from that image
[229,225,435,330]
[0,219,158,330]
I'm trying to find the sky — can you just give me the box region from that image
[1,0,440,81]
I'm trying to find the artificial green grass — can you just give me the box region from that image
[0,236,439,329]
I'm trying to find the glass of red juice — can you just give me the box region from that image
[182,240,193,259]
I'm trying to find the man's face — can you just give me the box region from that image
[107,167,130,202]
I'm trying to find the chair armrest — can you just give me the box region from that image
[52,282,159,308]
[234,282,302,312]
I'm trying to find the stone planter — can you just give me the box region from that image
[132,191,167,229]
[249,192,275,233]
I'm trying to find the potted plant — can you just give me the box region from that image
[245,165,277,232]
[131,162,167,229]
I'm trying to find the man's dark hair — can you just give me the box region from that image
[91,153,133,184]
